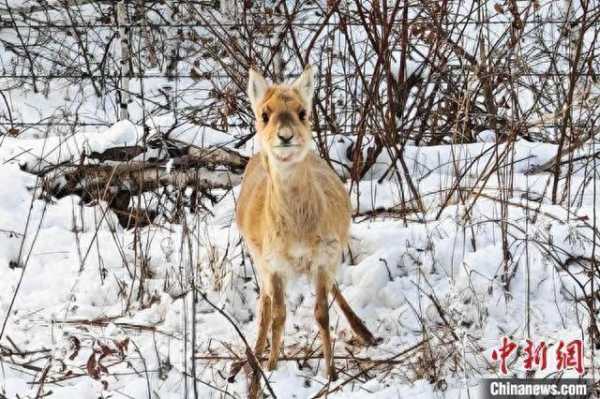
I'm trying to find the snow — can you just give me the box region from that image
[0,120,141,172]
[1,0,599,397]
[477,130,496,143]
[1,124,598,397]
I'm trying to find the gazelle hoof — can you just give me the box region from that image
[365,335,383,346]
[328,367,338,381]
[267,357,278,371]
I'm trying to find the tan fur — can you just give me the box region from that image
[237,152,351,276]
[236,67,376,388]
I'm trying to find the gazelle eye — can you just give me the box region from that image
[261,112,269,123]
[298,110,306,121]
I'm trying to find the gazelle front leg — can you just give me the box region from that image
[249,287,272,399]
[254,291,272,358]
[267,273,286,370]
[315,269,337,381]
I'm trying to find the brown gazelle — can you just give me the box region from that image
[236,65,377,382]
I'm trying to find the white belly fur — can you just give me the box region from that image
[261,238,342,281]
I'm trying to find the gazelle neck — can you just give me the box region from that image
[264,152,321,237]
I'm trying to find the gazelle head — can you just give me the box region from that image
[247,66,315,166]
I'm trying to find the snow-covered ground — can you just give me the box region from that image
[1,125,598,397]
[1,0,599,398]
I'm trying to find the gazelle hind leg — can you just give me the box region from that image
[315,270,337,381]
[331,284,377,346]
[267,274,286,370]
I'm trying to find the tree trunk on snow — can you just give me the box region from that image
[272,1,285,82]
[117,1,131,121]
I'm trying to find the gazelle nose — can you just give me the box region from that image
[277,131,293,144]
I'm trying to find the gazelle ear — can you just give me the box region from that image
[248,69,269,113]
[291,65,315,109]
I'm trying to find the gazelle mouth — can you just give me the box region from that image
[271,143,305,163]
[276,154,293,162]
[272,149,299,162]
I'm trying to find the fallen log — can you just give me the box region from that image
[87,145,145,162]
[39,145,247,199]
[43,163,242,200]
[20,142,249,177]
[31,144,248,228]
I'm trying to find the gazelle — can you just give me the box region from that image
[236,65,377,381]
